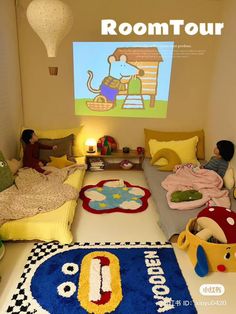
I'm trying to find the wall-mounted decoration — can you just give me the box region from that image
[73,42,174,118]
[26,0,73,75]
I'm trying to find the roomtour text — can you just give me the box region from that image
[101,19,224,36]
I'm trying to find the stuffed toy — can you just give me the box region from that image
[0,151,14,192]
[97,136,117,155]
[151,148,181,171]
[196,205,236,243]
[171,190,202,202]
[178,206,236,277]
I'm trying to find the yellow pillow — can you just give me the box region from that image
[224,167,234,189]
[74,156,86,165]
[149,136,199,166]
[151,148,181,171]
[20,126,84,158]
[144,129,205,159]
[48,155,75,169]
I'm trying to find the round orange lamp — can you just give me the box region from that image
[85,138,96,153]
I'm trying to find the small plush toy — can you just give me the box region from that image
[171,190,202,202]
[151,148,181,171]
[0,151,14,192]
[97,136,117,155]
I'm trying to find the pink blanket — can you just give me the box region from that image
[161,165,230,210]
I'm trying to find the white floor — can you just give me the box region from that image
[0,170,236,313]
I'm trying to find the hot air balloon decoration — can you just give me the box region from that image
[26,0,73,75]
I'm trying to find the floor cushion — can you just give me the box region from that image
[0,168,85,244]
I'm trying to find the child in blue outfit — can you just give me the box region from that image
[203,140,234,177]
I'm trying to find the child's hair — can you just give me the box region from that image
[217,140,234,161]
[21,129,34,144]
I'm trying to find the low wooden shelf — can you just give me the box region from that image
[86,150,144,171]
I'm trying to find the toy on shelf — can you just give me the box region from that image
[177,205,236,277]
[97,136,117,155]
[120,160,133,170]
[122,147,130,153]
[136,147,145,155]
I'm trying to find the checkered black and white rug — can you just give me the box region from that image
[6,241,196,314]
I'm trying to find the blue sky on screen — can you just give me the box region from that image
[73,42,174,101]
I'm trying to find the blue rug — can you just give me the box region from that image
[7,242,197,314]
[80,180,151,214]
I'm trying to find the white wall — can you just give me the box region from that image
[205,0,236,169]
[15,0,236,165]
[17,0,222,151]
[0,0,23,159]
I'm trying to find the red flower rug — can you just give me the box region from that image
[79,179,151,214]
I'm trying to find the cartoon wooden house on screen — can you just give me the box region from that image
[113,47,163,108]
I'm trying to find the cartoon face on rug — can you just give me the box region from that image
[10,242,198,314]
[79,179,151,214]
[27,250,122,314]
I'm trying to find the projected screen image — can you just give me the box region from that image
[73,42,174,118]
